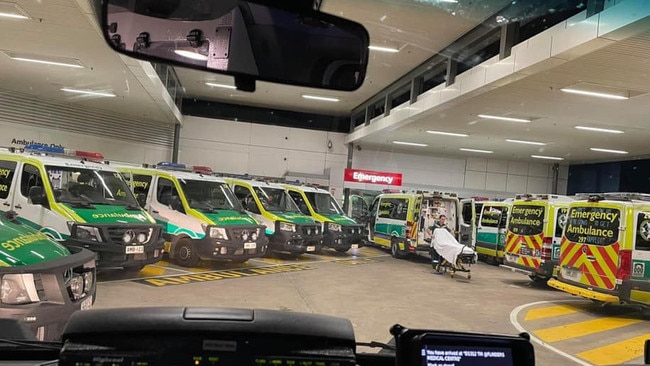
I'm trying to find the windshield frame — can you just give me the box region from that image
[256,187,301,213]
[178,179,243,212]
[45,165,139,207]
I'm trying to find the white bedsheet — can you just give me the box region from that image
[432,228,476,265]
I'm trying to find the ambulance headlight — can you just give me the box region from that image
[279,222,296,232]
[328,223,342,232]
[1,274,39,305]
[68,274,84,300]
[251,232,258,241]
[74,225,103,242]
[241,231,249,241]
[83,271,94,292]
[136,232,148,244]
[209,227,228,240]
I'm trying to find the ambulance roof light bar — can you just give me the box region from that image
[156,162,214,175]
[23,144,104,162]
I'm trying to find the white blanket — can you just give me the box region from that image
[432,228,476,266]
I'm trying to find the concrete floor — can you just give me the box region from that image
[94,247,649,366]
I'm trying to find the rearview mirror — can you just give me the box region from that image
[101,0,369,92]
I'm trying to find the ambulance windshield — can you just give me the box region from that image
[45,166,139,207]
[179,179,242,212]
[304,192,344,215]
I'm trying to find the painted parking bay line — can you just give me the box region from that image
[533,317,643,343]
[524,304,579,321]
[576,333,650,366]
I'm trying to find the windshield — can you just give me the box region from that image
[45,166,139,207]
[4,1,649,364]
[305,192,344,215]
[179,179,242,212]
[254,187,301,213]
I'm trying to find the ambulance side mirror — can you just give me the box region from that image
[170,196,184,212]
[28,186,46,206]
[136,194,147,208]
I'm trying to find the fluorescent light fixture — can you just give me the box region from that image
[561,88,628,100]
[531,155,564,161]
[0,11,27,19]
[205,82,236,90]
[60,88,116,97]
[2,53,84,68]
[575,126,623,134]
[368,45,399,53]
[0,2,29,19]
[426,130,468,137]
[506,139,546,146]
[460,148,493,154]
[174,50,208,61]
[440,0,459,2]
[393,141,428,147]
[590,148,628,155]
[302,95,340,102]
[478,114,531,123]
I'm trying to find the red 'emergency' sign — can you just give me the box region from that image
[344,169,403,186]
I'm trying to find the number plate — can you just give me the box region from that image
[80,296,93,311]
[244,242,256,249]
[306,246,316,252]
[351,244,359,249]
[125,245,144,254]
[519,247,533,256]
[562,267,581,281]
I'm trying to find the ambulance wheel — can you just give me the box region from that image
[335,248,349,253]
[390,238,406,259]
[529,274,547,283]
[175,239,200,267]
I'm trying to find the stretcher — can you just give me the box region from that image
[432,228,477,279]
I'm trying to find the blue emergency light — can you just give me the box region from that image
[157,162,187,170]
[24,145,104,161]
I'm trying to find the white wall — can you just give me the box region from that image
[353,149,568,198]
[0,120,171,163]
[178,116,349,196]
[179,117,569,199]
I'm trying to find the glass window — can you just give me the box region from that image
[564,206,620,246]
[21,164,44,198]
[156,178,179,205]
[178,179,242,212]
[508,204,545,236]
[304,192,344,215]
[636,212,650,251]
[254,187,300,213]
[378,198,408,220]
[288,191,310,215]
[44,166,138,207]
[480,206,503,228]
[0,160,17,200]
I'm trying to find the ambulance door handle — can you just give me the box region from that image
[14,204,22,209]
[2,202,9,207]
[587,255,596,261]
[152,210,159,214]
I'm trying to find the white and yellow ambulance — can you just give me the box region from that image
[549,193,650,306]
[501,194,572,281]
[475,200,512,264]
[115,162,268,267]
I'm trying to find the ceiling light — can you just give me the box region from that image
[478,114,531,123]
[302,95,340,102]
[60,88,116,97]
[205,82,236,90]
[426,130,468,137]
[561,88,628,100]
[368,45,399,53]
[0,2,29,20]
[506,139,546,146]
[393,141,428,147]
[575,126,624,134]
[1,52,84,68]
[531,155,564,161]
[460,148,493,154]
[174,50,208,61]
[440,0,459,2]
[590,148,628,155]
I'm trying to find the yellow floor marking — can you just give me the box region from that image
[139,265,166,277]
[524,304,580,321]
[534,317,643,342]
[577,333,650,365]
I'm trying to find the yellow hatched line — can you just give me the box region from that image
[577,333,649,366]
[534,317,643,343]
[524,305,579,321]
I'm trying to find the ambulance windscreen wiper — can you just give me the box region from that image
[61,199,96,209]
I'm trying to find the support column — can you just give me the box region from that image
[172,123,181,163]
[499,22,520,60]
[342,143,354,212]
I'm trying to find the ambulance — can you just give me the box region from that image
[548,193,650,306]
[0,145,164,271]
[0,210,96,341]
[227,178,323,256]
[475,200,512,264]
[114,163,268,267]
[281,183,364,253]
[365,191,474,259]
[501,194,573,281]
